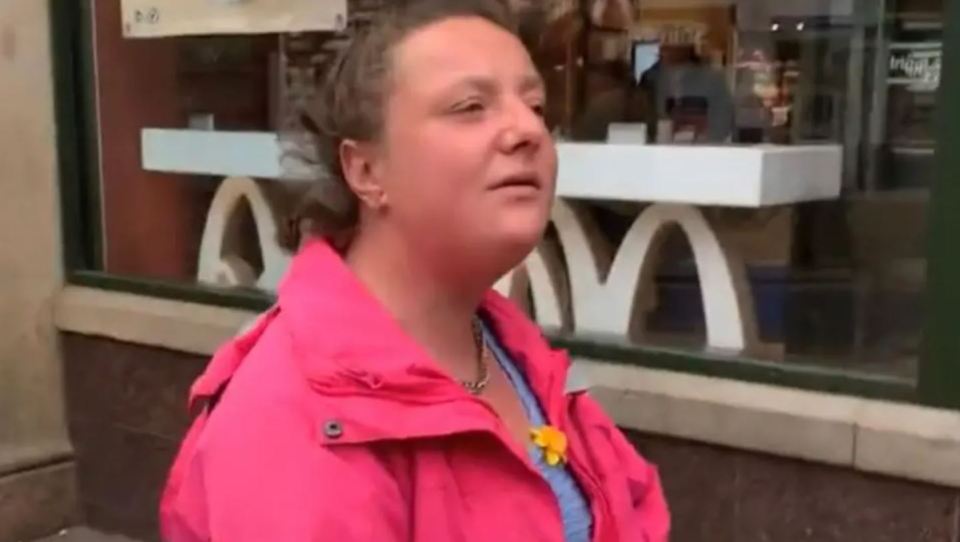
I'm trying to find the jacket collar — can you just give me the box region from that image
[276,239,572,443]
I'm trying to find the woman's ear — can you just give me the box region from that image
[340,139,388,210]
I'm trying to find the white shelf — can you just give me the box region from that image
[556,143,842,207]
[142,129,842,207]
[142,129,313,182]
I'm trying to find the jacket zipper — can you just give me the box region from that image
[468,396,570,541]
[564,396,618,542]
[541,358,617,542]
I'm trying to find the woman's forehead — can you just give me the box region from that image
[391,17,539,92]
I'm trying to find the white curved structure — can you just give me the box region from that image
[495,201,759,351]
[494,239,567,331]
[196,176,290,291]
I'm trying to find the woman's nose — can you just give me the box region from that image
[498,99,547,154]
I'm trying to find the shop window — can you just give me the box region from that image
[60,0,951,388]
[514,0,944,380]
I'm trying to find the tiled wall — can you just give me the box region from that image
[62,334,960,542]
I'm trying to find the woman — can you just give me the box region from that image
[161,1,669,540]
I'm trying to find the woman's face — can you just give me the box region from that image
[372,16,557,276]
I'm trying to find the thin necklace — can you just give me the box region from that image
[461,317,491,395]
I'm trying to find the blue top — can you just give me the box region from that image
[482,324,593,542]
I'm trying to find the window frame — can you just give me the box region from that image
[918,0,960,410]
[49,0,960,408]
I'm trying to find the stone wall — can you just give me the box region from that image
[62,334,960,542]
[62,335,205,542]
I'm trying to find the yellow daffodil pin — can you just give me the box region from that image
[530,425,568,466]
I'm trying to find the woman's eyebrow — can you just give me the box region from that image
[518,73,545,94]
[444,73,544,96]
[448,75,498,96]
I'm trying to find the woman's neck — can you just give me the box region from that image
[344,228,486,380]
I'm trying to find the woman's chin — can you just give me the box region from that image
[484,221,549,267]
[493,208,550,242]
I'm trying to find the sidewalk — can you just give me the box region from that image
[29,527,141,542]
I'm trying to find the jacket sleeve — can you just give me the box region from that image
[161,399,406,542]
[610,425,670,542]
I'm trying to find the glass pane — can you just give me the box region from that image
[81,0,944,380]
[514,0,943,379]
[85,0,343,285]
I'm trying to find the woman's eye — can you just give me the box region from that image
[530,103,546,118]
[452,101,485,115]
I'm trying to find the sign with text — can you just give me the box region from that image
[633,6,735,67]
[888,42,942,91]
[121,0,347,38]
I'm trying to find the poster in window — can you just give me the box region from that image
[121,0,348,38]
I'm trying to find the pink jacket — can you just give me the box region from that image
[160,240,670,541]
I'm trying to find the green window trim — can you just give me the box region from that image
[51,0,96,272]
[919,0,960,410]
[48,0,960,409]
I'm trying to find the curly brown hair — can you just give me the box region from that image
[279,0,519,251]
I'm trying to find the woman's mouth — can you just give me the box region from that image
[489,174,541,192]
